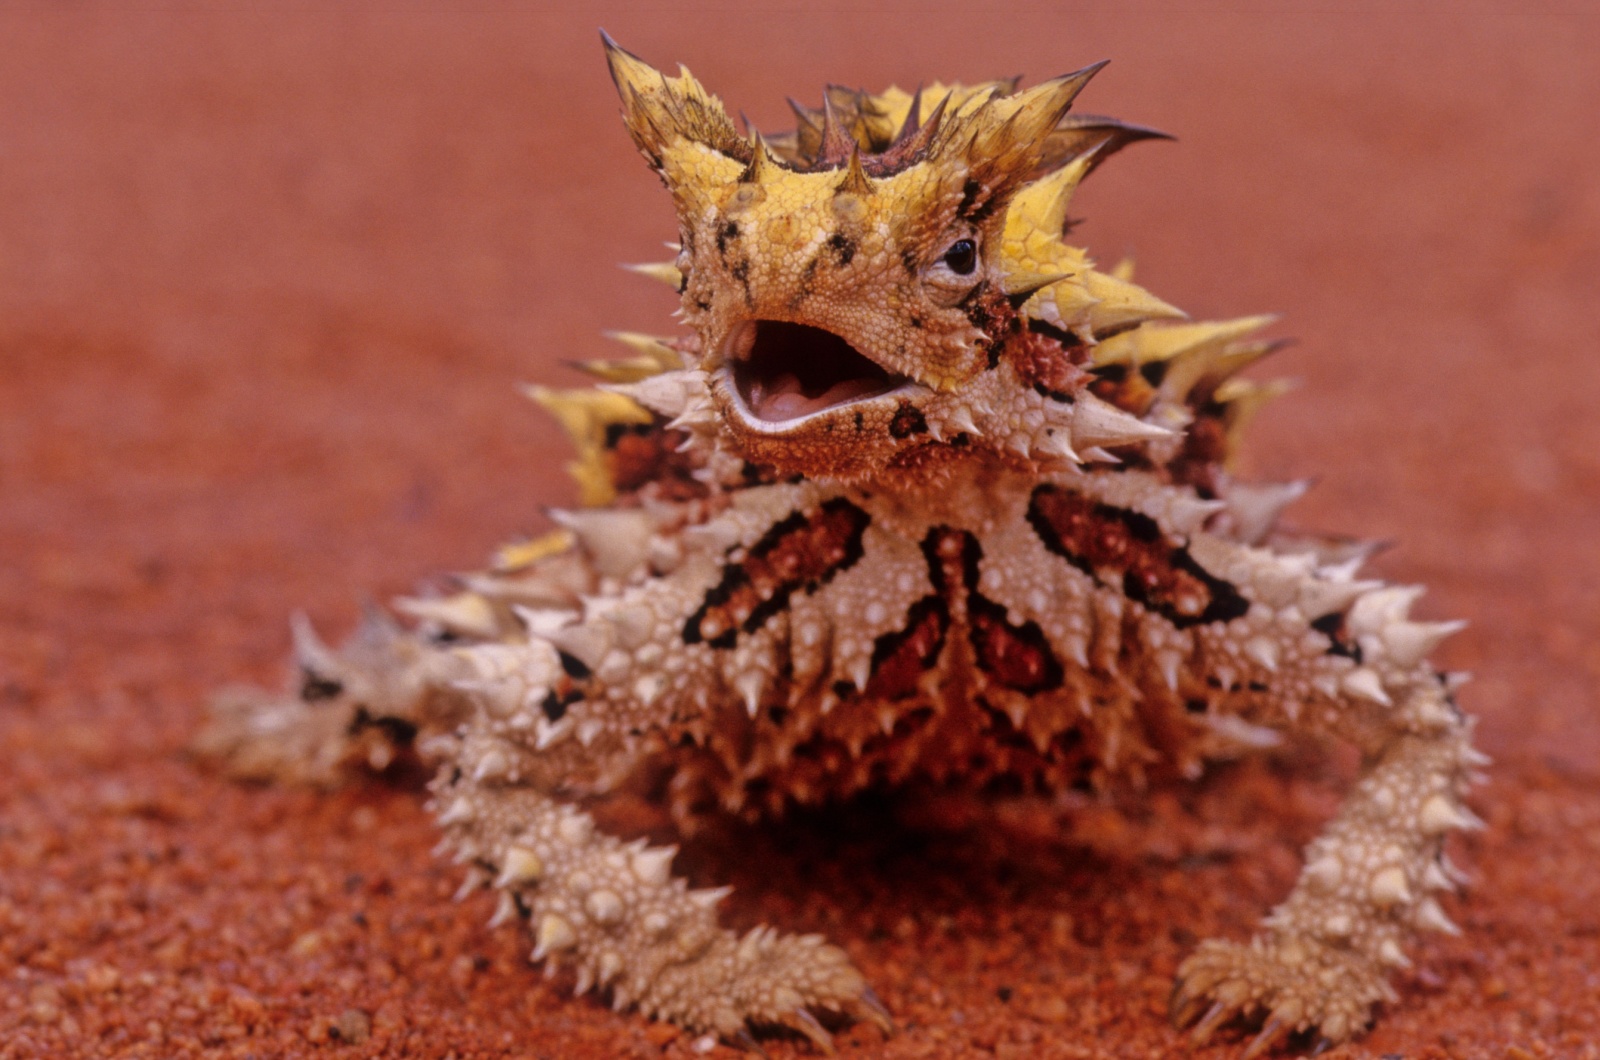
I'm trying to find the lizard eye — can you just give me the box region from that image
[942,238,977,276]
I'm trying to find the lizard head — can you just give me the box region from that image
[603,35,1183,482]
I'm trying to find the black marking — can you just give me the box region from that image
[1311,612,1363,662]
[826,232,857,267]
[541,688,581,722]
[603,421,652,448]
[715,220,739,258]
[889,403,928,439]
[684,498,871,648]
[854,410,865,431]
[347,707,418,745]
[1139,360,1170,387]
[557,651,592,680]
[300,669,344,702]
[901,249,920,275]
[1032,381,1077,404]
[957,178,984,217]
[1027,485,1251,630]
[729,259,753,308]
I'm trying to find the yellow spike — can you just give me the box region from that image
[1080,268,1186,334]
[527,385,654,507]
[742,131,781,185]
[1093,315,1277,368]
[1215,377,1296,460]
[622,261,683,290]
[493,529,576,574]
[1109,256,1136,282]
[601,33,742,167]
[1008,153,1096,239]
[1022,275,1100,336]
[567,333,683,383]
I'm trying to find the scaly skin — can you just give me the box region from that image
[196,34,1485,1054]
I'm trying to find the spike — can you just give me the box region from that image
[1166,496,1227,535]
[1001,270,1072,299]
[533,914,577,960]
[632,845,676,887]
[395,592,499,640]
[1034,430,1081,463]
[1242,636,1280,672]
[1341,667,1392,706]
[1421,861,1457,893]
[891,84,925,144]
[1304,855,1343,892]
[585,889,624,926]
[289,612,339,680]
[690,886,733,910]
[1414,898,1461,935]
[487,891,519,929]
[835,144,874,197]
[1347,585,1427,638]
[535,716,575,751]
[1080,269,1186,334]
[732,130,776,186]
[454,867,487,901]
[946,406,981,437]
[1418,794,1484,835]
[496,846,545,887]
[601,32,744,168]
[1298,577,1380,622]
[817,94,856,166]
[1222,480,1308,544]
[543,621,613,672]
[622,260,683,289]
[1382,620,1468,669]
[596,950,624,987]
[436,796,473,827]
[1068,393,1172,449]
[1378,938,1411,969]
[1369,866,1412,908]
[548,507,656,580]
[737,670,765,716]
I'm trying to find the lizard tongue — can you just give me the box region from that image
[749,372,890,422]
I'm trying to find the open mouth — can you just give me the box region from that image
[725,320,909,424]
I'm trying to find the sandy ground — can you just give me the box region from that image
[3,4,1599,1058]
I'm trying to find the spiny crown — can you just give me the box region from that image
[534,37,1283,494]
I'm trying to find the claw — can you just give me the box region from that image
[1188,1000,1232,1048]
[857,986,896,1035]
[733,1028,771,1059]
[790,1008,835,1055]
[1241,1016,1287,1060]
[1310,1036,1335,1057]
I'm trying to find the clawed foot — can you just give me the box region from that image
[1171,936,1392,1057]
[678,930,893,1054]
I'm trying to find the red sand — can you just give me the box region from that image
[4,6,1599,1058]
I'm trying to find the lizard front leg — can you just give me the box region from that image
[1165,542,1484,1055]
[436,488,893,1048]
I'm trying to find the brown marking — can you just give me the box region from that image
[968,595,1064,693]
[1026,485,1249,629]
[605,422,703,499]
[921,526,1064,693]
[888,403,928,439]
[685,498,870,648]
[1009,327,1090,400]
[863,596,948,700]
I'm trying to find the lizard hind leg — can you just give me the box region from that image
[195,608,466,787]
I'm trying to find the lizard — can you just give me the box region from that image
[196,33,1486,1056]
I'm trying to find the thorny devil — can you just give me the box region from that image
[197,35,1487,1057]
